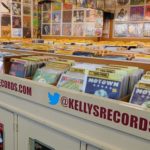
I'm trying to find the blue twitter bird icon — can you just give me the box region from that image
[48,92,60,105]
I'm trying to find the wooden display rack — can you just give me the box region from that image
[0,52,149,150]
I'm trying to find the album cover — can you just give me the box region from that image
[12,3,21,15]
[116,0,130,6]
[87,0,97,8]
[43,12,51,23]
[23,16,31,28]
[63,3,73,10]
[95,10,103,28]
[42,24,50,35]
[128,23,143,37]
[62,24,72,36]
[84,76,122,99]
[130,87,150,105]
[23,5,31,15]
[12,16,21,28]
[12,28,22,37]
[23,27,31,38]
[144,23,150,37]
[0,0,11,13]
[115,7,129,21]
[145,5,150,20]
[1,14,10,26]
[77,0,88,8]
[57,74,84,92]
[97,0,104,9]
[130,0,144,5]
[52,24,61,35]
[1,26,11,37]
[63,11,72,22]
[43,3,51,11]
[73,10,84,22]
[23,0,31,3]
[52,2,61,11]
[86,9,97,22]
[73,24,84,36]
[130,6,144,21]
[52,11,61,23]
[85,23,95,36]
[114,23,128,37]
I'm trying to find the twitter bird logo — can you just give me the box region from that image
[48,92,60,105]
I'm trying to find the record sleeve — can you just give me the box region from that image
[73,10,84,22]
[12,28,22,37]
[85,23,95,36]
[87,0,97,9]
[57,74,84,92]
[63,11,72,22]
[73,24,84,36]
[12,2,21,15]
[0,0,11,13]
[130,6,144,21]
[115,7,129,21]
[1,14,10,26]
[143,23,150,37]
[52,2,61,11]
[42,12,51,23]
[97,0,104,9]
[114,23,128,37]
[52,11,61,23]
[62,24,72,36]
[145,5,150,20]
[12,16,21,28]
[63,3,72,10]
[85,9,97,22]
[128,23,143,37]
[52,24,61,35]
[84,76,122,99]
[42,2,51,11]
[23,5,31,15]
[77,0,88,8]
[42,24,50,35]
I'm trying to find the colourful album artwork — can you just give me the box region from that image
[130,6,144,21]
[87,0,97,9]
[12,16,21,28]
[73,24,84,36]
[115,7,129,21]
[42,24,50,35]
[23,5,31,15]
[52,11,61,23]
[52,2,61,11]
[85,23,95,36]
[86,9,97,22]
[145,5,150,20]
[23,16,31,28]
[143,23,150,37]
[1,14,11,26]
[73,10,84,22]
[43,12,51,23]
[128,23,143,37]
[77,0,88,8]
[12,3,21,15]
[130,0,144,5]
[52,24,61,35]
[62,24,72,36]
[63,11,72,22]
[1,26,11,37]
[114,23,128,37]
[42,2,51,11]
[95,10,103,28]
[95,28,103,37]
[63,3,73,10]
[23,27,31,38]
[12,28,22,37]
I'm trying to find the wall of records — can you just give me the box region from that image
[41,1,104,37]
[0,0,32,38]
[114,0,150,38]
